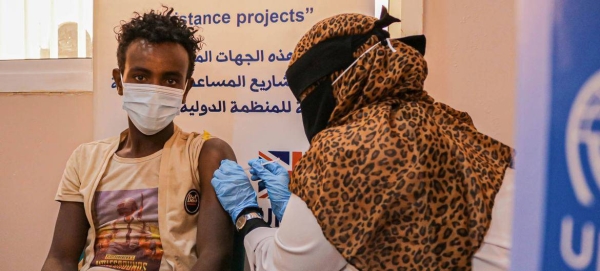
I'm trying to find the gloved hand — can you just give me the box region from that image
[248,158,291,221]
[211,159,258,224]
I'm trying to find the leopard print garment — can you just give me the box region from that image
[288,13,513,271]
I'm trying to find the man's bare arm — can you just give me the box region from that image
[191,138,236,271]
[41,202,90,271]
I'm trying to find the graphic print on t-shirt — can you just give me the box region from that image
[90,188,162,271]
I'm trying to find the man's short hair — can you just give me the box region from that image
[115,6,203,78]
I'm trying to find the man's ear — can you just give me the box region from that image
[112,68,124,96]
[183,77,194,103]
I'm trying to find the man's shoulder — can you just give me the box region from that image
[202,137,231,150]
[81,135,120,148]
[73,135,120,156]
[177,127,209,141]
[198,137,235,165]
[177,127,231,155]
[63,135,120,178]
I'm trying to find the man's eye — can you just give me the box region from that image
[167,79,177,85]
[134,75,145,81]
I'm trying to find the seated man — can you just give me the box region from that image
[42,6,237,271]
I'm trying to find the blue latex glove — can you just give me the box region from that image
[248,158,291,221]
[211,159,258,224]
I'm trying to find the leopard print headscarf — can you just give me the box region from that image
[288,13,513,270]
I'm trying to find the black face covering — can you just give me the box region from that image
[286,34,357,142]
[286,8,426,142]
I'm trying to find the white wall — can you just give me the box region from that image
[0,92,93,271]
[422,0,516,146]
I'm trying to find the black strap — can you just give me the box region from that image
[238,217,270,238]
[286,35,355,100]
[237,207,270,238]
[398,35,427,56]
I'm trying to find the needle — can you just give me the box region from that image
[243,158,281,171]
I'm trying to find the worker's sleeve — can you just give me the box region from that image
[244,194,352,271]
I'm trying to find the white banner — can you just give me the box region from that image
[94,0,374,226]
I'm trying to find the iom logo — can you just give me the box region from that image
[562,70,600,270]
[566,70,600,207]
